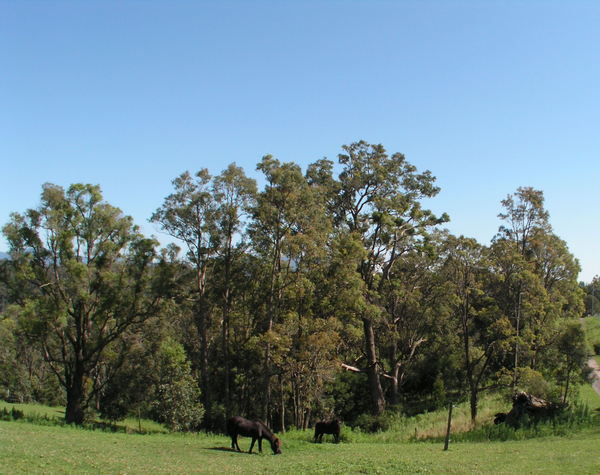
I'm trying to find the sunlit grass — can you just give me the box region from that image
[578,383,600,411]
[1,419,600,474]
[583,316,600,352]
[1,388,599,473]
[0,400,64,420]
[0,400,168,434]
[282,394,506,444]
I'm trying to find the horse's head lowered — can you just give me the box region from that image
[271,437,282,455]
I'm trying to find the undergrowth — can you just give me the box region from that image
[430,401,598,443]
[1,385,598,444]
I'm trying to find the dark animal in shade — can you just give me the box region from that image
[227,416,282,455]
[314,419,341,443]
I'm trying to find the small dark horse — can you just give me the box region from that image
[314,419,341,443]
[227,416,282,455]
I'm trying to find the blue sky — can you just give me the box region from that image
[1,1,598,281]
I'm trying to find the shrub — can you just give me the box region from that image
[10,407,24,420]
[353,413,393,433]
[150,338,204,431]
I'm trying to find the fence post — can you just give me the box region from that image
[443,402,453,451]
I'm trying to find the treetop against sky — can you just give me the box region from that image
[1,1,599,281]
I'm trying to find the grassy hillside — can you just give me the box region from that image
[0,401,168,434]
[1,387,599,474]
[583,316,600,353]
[1,420,600,474]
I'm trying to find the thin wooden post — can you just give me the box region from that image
[443,403,453,451]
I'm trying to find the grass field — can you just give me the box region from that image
[2,420,600,474]
[0,401,168,434]
[583,316,600,352]
[1,384,598,474]
[578,383,600,411]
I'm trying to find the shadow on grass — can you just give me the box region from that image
[206,447,253,454]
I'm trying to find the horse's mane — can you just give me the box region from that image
[255,420,277,439]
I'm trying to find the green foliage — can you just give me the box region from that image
[0,148,590,434]
[150,338,204,431]
[353,412,393,433]
[325,372,372,425]
[513,367,556,400]
[2,183,165,424]
[581,277,600,316]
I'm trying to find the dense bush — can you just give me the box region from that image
[149,338,204,431]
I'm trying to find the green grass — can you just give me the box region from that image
[285,394,506,444]
[583,316,600,352]
[1,388,598,474]
[1,419,600,474]
[0,400,168,434]
[0,401,64,420]
[578,383,600,411]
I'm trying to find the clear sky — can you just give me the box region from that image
[1,1,599,282]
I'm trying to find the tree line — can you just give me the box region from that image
[0,141,590,431]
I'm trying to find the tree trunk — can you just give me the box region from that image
[391,363,401,406]
[303,409,311,430]
[196,302,211,418]
[562,364,572,404]
[469,387,478,424]
[279,375,286,433]
[461,292,477,424]
[222,239,233,417]
[390,343,399,406]
[363,317,385,415]
[223,286,231,417]
[65,361,86,424]
[263,247,281,425]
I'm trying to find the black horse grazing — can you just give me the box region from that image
[314,419,341,443]
[227,416,282,455]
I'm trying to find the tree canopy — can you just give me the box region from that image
[0,142,588,430]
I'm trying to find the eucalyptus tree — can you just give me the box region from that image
[330,141,448,415]
[526,231,583,370]
[249,155,331,426]
[582,276,600,316]
[497,187,551,256]
[494,187,584,386]
[151,169,219,415]
[2,183,163,424]
[554,320,589,403]
[442,235,511,423]
[211,164,257,415]
[380,238,448,406]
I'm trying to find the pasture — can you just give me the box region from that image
[1,388,598,474]
[2,420,600,474]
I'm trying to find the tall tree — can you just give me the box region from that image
[249,155,330,426]
[494,187,584,386]
[581,276,600,316]
[380,240,446,406]
[442,235,511,423]
[332,141,448,415]
[151,169,220,418]
[497,186,550,256]
[212,164,257,417]
[2,183,163,424]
